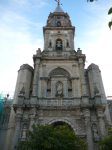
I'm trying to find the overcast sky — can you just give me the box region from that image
[0,0,112,97]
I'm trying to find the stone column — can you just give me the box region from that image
[41,80,47,98]
[29,108,37,131]
[63,79,68,98]
[85,117,94,150]
[79,58,88,104]
[12,108,23,150]
[32,60,40,96]
[51,79,56,98]
[79,61,87,95]
[97,107,106,137]
[83,109,94,150]
[98,117,105,137]
[73,80,79,97]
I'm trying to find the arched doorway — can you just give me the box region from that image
[52,121,73,131]
[57,21,61,27]
[48,119,76,132]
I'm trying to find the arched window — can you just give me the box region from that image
[56,39,62,50]
[49,41,52,48]
[46,80,51,98]
[66,41,69,47]
[68,80,72,97]
[1,108,10,126]
[57,21,61,27]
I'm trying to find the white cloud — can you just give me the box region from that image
[84,25,112,96]
[12,0,48,10]
[0,7,44,93]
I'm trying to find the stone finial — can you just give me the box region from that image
[77,48,82,54]
[20,86,25,95]
[36,48,42,55]
[94,86,99,94]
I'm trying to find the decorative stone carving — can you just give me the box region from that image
[77,48,82,55]
[18,94,25,104]
[36,48,42,55]
[94,86,99,94]
[49,68,70,77]
[21,123,27,141]
[68,90,73,97]
[76,119,82,134]
[47,100,57,106]
[62,100,73,106]
[92,123,100,142]
[19,86,25,95]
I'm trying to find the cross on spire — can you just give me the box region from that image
[55,0,62,6]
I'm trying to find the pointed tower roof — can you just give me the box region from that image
[54,5,64,13]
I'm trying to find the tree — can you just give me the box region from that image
[98,127,112,150]
[15,123,87,150]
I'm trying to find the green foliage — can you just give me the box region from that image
[98,127,112,150]
[15,123,87,150]
[108,21,112,30]
[108,8,112,29]
[108,7,112,15]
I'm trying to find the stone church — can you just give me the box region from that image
[0,3,112,150]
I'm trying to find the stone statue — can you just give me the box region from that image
[93,128,100,141]
[57,83,63,94]
[21,124,27,139]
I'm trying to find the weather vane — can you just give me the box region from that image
[55,0,62,5]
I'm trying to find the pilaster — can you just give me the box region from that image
[83,109,94,150]
[63,79,68,98]
[79,62,87,95]
[29,108,37,131]
[51,79,56,98]
[96,106,106,137]
[12,108,23,150]
[32,59,40,96]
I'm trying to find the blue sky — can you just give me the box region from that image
[0,0,112,97]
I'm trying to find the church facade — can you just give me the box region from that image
[0,4,112,150]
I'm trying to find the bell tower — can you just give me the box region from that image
[1,2,112,150]
[43,2,75,52]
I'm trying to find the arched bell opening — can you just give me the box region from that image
[57,21,61,27]
[56,39,62,50]
[52,121,73,131]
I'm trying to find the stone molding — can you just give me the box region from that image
[47,118,76,132]
[40,77,50,80]
[33,54,85,61]
[49,68,70,77]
